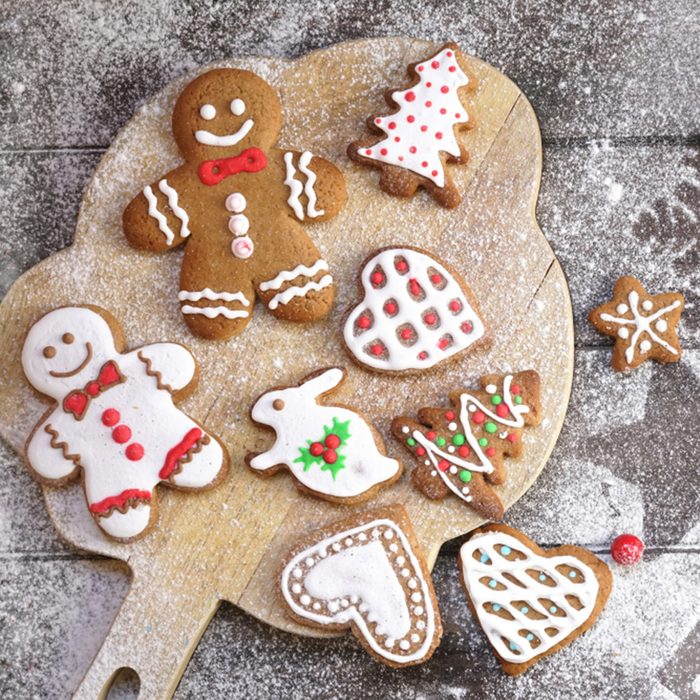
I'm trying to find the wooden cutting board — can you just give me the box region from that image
[0,38,573,698]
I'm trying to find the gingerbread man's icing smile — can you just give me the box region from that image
[123,68,346,340]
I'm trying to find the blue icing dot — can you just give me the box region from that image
[488,579,498,588]
[520,606,529,614]
[549,606,557,613]
[568,571,576,578]
[501,545,511,555]
[509,641,519,651]
[527,633,534,641]
[539,573,546,582]
[492,603,501,612]
[480,553,489,563]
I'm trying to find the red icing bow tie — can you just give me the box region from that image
[198,147,267,186]
[63,361,123,419]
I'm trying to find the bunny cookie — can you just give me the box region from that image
[123,68,346,340]
[246,367,402,502]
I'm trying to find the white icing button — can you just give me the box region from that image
[228,214,250,236]
[340,599,349,607]
[395,556,405,566]
[312,602,321,610]
[640,340,652,353]
[384,638,395,648]
[424,460,431,466]
[618,327,630,339]
[411,592,422,603]
[447,445,456,453]
[449,466,458,474]
[292,568,302,578]
[230,98,246,115]
[344,537,353,546]
[414,605,424,615]
[225,192,246,213]
[430,470,437,476]
[389,543,399,553]
[466,495,473,502]
[231,236,253,259]
[402,425,410,434]
[468,405,476,412]
[399,640,410,650]
[350,595,358,604]
[448,422,458,431]
[328,601,339,612]
[400,568,409,577]
[300,594,311,606]
[461,487,470,494]
[417,620,426,630]
[358,533,367,541]
[485,384,497,394]
[291,583,301,594]
[411,634,420,643]
[332,542,341,551]
[305,557,315,567]
[408,579,418,589]
[383,529,394,540]
[199,104,216,120]
[642,299,653,311]
[656,319,668,332]
[616,303,629,314]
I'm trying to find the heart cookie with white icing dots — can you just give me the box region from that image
[280,505,442,667]
[458,524,612,675]
[343,246,487,373]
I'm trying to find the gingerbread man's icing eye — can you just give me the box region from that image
[230,98,246,116]
[62,333,74,344]
[199,104,216,120]
[272,399,285,411]
[43,345,56,358]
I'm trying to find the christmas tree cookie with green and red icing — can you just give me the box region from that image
[246,367,402,503]
[391,371,541,519]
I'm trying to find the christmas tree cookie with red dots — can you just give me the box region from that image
[589,275,684,372]
[348,43,476,208]
[343,246,487,374]
[246,367,402,503]
[391,371,541,519]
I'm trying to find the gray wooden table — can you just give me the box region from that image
[1,1,699,698]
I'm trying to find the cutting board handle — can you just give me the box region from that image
[73,573,219,699]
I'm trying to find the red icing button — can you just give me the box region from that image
[396,260,408,272]
[432,170,438,177]
[426,431,437,441]
[405,91,416,102]
[416,447,426,456]
[409,146,417,154]
[112,425,132,444]
[380,148,388,156]
[431,60,440,68]
[401,328,413,340]
[445,411,455,421]
[440,107,447,114]
[437,459,449,471]
[511,384,521,394]
[385,302,397,314]
[485,447,496,457]
[458,445,470,458]
[424,313,437,325]
[436,132,443,139]
[507,433,518,443]
[86,382,100,396]
[388,121,396,129]
[441,86,449,93]
[371,272,384,285]
[370,344,383,356]
[447,51,453,57]
[461,321,474,333]
[421,126,428,132]
[125,443,144,461]
[449,66,456,73]
[407,115,415,123]
[418,351,428,360]
[472,411,486,424]
[438,338,450,350]
[102,408,120,427]
[357,315,371,329]
[449,300,462,312]
[496,404,510,418]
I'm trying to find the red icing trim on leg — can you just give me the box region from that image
[90,489,151,514]
[160,427,203,479]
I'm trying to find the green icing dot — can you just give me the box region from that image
[491,395,502,405]
[406,437,416,446]
[514,395,523,405]
[436,437,446,447]
[478,437,488,447]
[452,433,466,446]
[484,422,497,434]
[459,470,472,483]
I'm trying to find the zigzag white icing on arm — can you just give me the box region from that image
[267,274,333,310]
[143,185,174,245]
[259,260,330,292]
[158,179,190,238]
[298,151,325,218]
[284,152,305,220]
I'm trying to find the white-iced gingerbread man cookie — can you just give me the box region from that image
[123,68,346,340]
[22,306,229,542]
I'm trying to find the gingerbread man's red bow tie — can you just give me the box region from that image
[63,361,124,419]
[198,147,268,186]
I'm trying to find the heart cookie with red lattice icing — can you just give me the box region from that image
[459,524,612,675]
[280,505,442,667]
[343,246,487,373]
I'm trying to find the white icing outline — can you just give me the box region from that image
[599,290,681,364]
[267,274,333,310]
[259,260,330,292]
[195,118,254,147]
[459,531,600,664]
[343,248,485,371]
[281,518,437,664]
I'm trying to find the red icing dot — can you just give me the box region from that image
[125,443,144,461]
[405,91,416,102]
[507,433,518,443]
[485,447,496,457]
[371,271,384,285]
[407,115,415,123]
[437,459,450,471]
[441,86,449,94]
[365,149,372,155]
[436,132,443,139]
[431,274,443,284]
[396,261,408,272]
[421,160,428,167]
[440,108,447,114]
[511,384,521,394]
[370,344,383,356]
[455,113,461,119]
[426,431,437,440]
[400,328,412,340]
[425,100,433,107]
[449,66,456,73]
[449,300,462,312]
[424,312,437,324]
[420,125,428,132]
[375,118,381,124]
[472,411,486,425]
[447,51,453,57]
[426,82,432,88]
[394,136,400,142]
[461,321,474,333]
[431,170,438,177]
[112,425,132,444]
[496,404,509,418]
[416,446,426,456]
[409,146,417,154]
[325,434,340,449]
[388,121,396,129]
[409,279,422,295]
[310,442,324,457]
[86,382,100,397]
[438,338,450,350]
[380,148,388,156]
[445,411,456,421]
[323,450,338,464]
[458,445,470,458]
[102,408,120,427]
[357,315,372,329]
[418,351,428,360]
[417,65,424,72]
[398,155,404,161]
[385,301,398,314]
[431,60,440,69]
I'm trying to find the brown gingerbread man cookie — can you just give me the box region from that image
[123,68,346,340]
[588,275,684,371]
[348,43,476,208]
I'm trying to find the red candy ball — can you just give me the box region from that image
[112,425,131,444]
[445,411,455,421]
[323,450,338,464]
[371,271,384,285]
[325,434,340,449]
[449,300,461,312]
[496,404,509,418]
[437,459,449,471]
[310,442,324,457]
[458,445,470,458]
[426,431,437,441]
[125,443,144,461]
[385,302,397,314]
[370,344,383,356]
[102,408,120,427]
[357,315,371,329]
[472,411,485,424]
[401,328,413,340]
[424,313,437,325]
[485,447,496,457]
[610,534,645,565]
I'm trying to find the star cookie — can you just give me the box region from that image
[589,276,684,371]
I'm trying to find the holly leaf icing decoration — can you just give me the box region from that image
[293,417,352,480]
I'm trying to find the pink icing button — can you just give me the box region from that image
[232,236,254,259]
